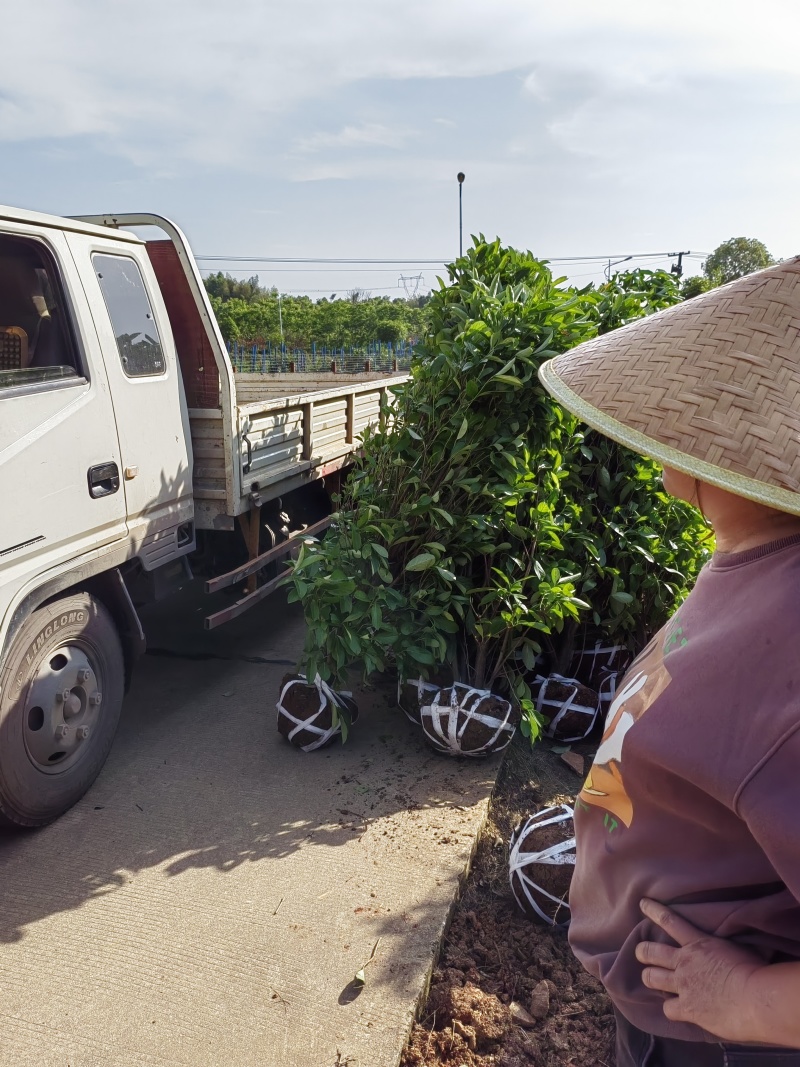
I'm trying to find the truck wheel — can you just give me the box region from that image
[0,593,124,828]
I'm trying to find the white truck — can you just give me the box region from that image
[0,205,407,828]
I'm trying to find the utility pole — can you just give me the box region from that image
[669,251,691,279]
[604,255,632,281]
[457,172,465,258]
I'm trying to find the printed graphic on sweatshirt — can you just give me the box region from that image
[577,615,684,829]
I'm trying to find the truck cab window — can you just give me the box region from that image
[93,254,165,377]
[0,235,81,391]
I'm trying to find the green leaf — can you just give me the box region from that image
[456,417,468,441]
[610,591,634,604]
[405,553,436,571]
[408,646,435,664]
[521,643,537,670]
[632,544,656,563]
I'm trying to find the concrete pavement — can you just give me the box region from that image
[0,589,500,1067]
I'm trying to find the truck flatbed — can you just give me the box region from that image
[189,370,404,528]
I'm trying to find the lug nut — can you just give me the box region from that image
[78,668,91,683]
[56,689,71,703]
[55,724,69,738]
[77,726,90,740]
[90,693,102,706]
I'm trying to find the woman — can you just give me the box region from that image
[538,259,800,1066]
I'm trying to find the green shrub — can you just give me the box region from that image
[286,240,710,740]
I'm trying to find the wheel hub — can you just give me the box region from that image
[24,646,102,773]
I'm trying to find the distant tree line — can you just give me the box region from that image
[203,272,432,348]
[681,237,776,298]
[204,236,780,351]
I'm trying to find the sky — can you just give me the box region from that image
[1,0,798,298]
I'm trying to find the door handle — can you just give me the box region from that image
[88,462,120,498]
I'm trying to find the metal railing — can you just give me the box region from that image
[228,339,416,374]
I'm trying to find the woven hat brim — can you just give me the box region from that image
[538,359,800,517]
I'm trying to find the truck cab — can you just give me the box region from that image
[0,207,194,827]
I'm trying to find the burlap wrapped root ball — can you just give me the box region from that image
[532,673,600,743]
[420,683,520,757]
[277,673,359,752]
[509,804,576,925]
[398,677,444,726]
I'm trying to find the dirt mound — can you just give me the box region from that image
[400,735,615,1067]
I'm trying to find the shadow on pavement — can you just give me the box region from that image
[0,586,497,958]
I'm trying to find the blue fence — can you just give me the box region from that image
[227,339,416,374]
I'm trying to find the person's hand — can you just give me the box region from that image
[635,897,766,1043]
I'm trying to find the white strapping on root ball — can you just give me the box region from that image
[532,674,600,743]
[276,673,358,752]
[596,665,625,714]
[570,630,632,691]
[397,676,442,726]
[569,629,632,718]
[420,683,519,757]
[509,804,576,925]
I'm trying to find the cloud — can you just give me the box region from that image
[1,0,796,171]
[0,0,536,165]
[523,1,800,86]
[5,0,797,305]
[294,123,415,154]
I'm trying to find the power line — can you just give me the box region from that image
[196,250,708,265]
[198,256,448,264]
[196,249,708,292]
[199,266,431,274]
[279,284,405,294]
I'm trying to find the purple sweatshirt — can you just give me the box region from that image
[568,534,800,1042]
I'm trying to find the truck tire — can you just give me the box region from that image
[0,593,124,828]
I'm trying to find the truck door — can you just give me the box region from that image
[0,228,127,596]
[65,234,193,563]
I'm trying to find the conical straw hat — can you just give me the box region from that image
[538,258,800,515]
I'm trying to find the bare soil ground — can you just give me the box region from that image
[400,735,616,1067]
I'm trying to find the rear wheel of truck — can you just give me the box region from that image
[0,593,125,828]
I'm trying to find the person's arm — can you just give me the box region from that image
[636,898,800,1048]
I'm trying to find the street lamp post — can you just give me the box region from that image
[457,172,465,258]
